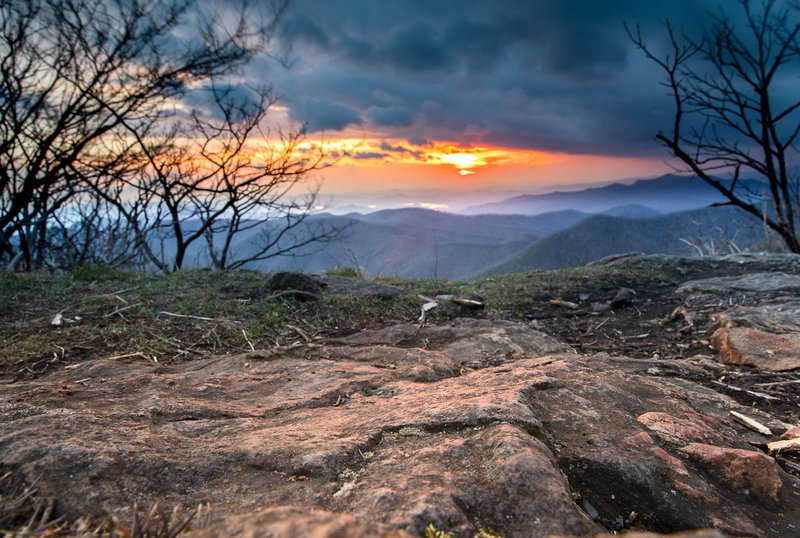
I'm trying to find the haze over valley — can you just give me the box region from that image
[186,175,776,280]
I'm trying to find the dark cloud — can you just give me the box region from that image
[443,19,520,72]
[407,136,430,147]
[379,141,423,158]
[261,0,778,157]
[352,151,389,160]
[366,105,416,127]
[282,13,330,49]
[382,22,453,72]
[288,98,362,132]
[339,35,375,65]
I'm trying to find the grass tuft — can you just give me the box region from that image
[324,266,364,279]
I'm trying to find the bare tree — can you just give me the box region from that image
[196,87,343,270]
[45,193,141,269]
[92,83,341,273]
[629,0,800,252]
[0,0,285,270]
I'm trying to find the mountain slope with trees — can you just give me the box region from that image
[481,206,774,275]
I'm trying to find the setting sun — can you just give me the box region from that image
[439,153,480,170]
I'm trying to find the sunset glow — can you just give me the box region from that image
[292,137,571,179]
[438,153,481,172]
[214,0,744,200]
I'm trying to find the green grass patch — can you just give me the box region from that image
[70,264,130,282]
[0,261,682,379]
[324,266,364,279]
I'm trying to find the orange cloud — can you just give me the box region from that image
[299,137,560,176]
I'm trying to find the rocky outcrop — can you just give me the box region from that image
[1,316,798,537]
[711,327,800,372]
[676,272,800,307]
[676,272,800,372]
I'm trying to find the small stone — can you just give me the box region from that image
[611,288,636,308]
[266,271,325,300]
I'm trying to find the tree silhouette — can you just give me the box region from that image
[1,0,337,271]
[629,0,800,252]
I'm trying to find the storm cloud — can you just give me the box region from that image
[259,0,789,157]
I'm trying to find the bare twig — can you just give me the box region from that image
[159,311,242,323]
[99,287,138,297]
[754,380,800,388]
[730,410,772,436]
[103,352,149,361]
[242,328,255,351]
[286,324,311,343]
[711,380,781,401]
[104,303,142,318]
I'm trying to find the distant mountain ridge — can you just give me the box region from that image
[462,174,729,215]
[170,175,776,279]
[222,208,588,279]
[480,206,770,275]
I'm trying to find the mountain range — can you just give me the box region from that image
[461,174,727,215]
[182,174,777,279]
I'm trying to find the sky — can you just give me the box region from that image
[230,0,753,199]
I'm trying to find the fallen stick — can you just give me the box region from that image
[767,437,800,456]
[526,308,597,320]
[99,287,138,297]
[104,303,142,318]
[103,352,149,361]
[624,333,650,340]
[549,299,578,310]
[242,328,255,351]
[451,297,485,309]
[754,380,800,388]
[711,381,781,401]
[730,410,772,436]
[159,311,241,323]
[286,324,312,344]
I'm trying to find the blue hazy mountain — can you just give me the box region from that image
[462,175,727,215]
[480,206,770,275]
[174,175,775,279]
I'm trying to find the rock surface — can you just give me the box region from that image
[675,272,800,372]
[711,327,800,372]
[3,256,800,537]
[1,314,799,537]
